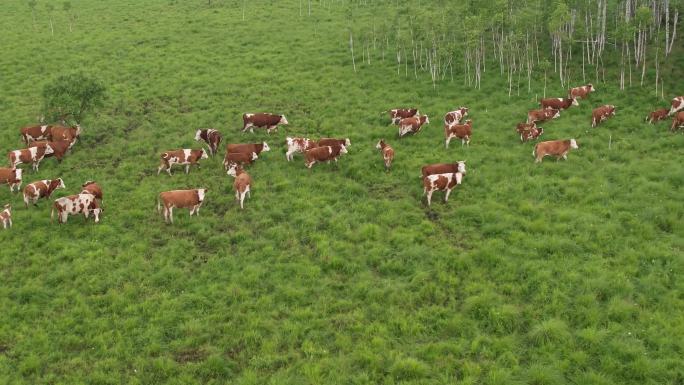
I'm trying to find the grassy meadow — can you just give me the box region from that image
[1,0,683,384]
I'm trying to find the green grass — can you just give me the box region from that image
[1,0,683,384]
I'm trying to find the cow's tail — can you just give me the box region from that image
[50,206,54,223]
[156,195,161,213]
[532,145,536,157]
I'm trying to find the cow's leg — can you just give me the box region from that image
[169,207,174,224]
[239,192,246,209]
[286,150,294,161]
[445,136,451,148]
[466,137,471,146]
[426,190,433,207]
[157,160,166,175]
[445,188,453,202]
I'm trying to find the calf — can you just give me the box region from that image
[0,204,11,229]
[388,108,419,125]
[8,144,54,171]
[671,111,684,132]
[534,139,579,163]
[304,144,348,169]
[568,84,595,99]
[157,188,207,224]
[445,119,472,148]
[223,152,258,170]
[399,115,429,137]
[527,108,560,124]
[285,137,316,161]
[647,108,670,124]
[20,124,53,145]
[157,149,208,175]
[226,142,270,157]
[444,107,469,125]
[227,163,252,209]
[591,105,616,128]
[0,168,22,192]
[421,161,467,179]
[81,181,103,205]
[541,97,578,110]
[317,138,351,148]
[423,172,463,207]
[195,128,222,156]
[23,178,66,207]
[51,192,101,224]
[242,113,288,133]
[670,96,684,115]
[30,139,74,162]
[375,139,394,171]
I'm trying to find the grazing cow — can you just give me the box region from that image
[399,115,430,137]
[375,139,394,171]
[0,168,22,192]
[51,192,101,224]
[23,178,66,207]
[591,105,616,128]
[670,96,684,115]
[195,128,222,156]
[157,188,207,224]
[568,84,595,99]
[541,97,578,110]
[8,144,54,171]
[423,172,463,207]
[421,161,467,179]
[304,144,348,169]
[20,124,53,145]
[157,149,208,175]
[520,125,544,142]
[388,108,419,125]
[647,108,670,124]
[242,113,289,133]
[226,142,270,157]
[81,181,103,205]
[317,138,351,148]
[285,137,316,161]
[445,119,472,148]
[527,108,560,124]
[0,204,11,229]
[223,152,258,170]
[51,125,81,143]
[227,163,252,209]
[533,139,579,163]
[30,139,74,162]
[671,111,684,132]
[444,107,469,125]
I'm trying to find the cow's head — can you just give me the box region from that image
[3,204,10,212]
[14,169,22,180]
[91,207,102,223]
[609,105,616,115]
[200,149,209,159]
[44,143,55,155]
[457,161,467,174]
[571,98,579,106]
[551,109,561,119]
[197,188,207,202]
[537,127,544,137]
[74,124,82,137]
[422,115,430,124]
[250,152,258,161]
[570,139,579,149]
[344,138,351,147]
[587,84,594,92]
[52,178,66,190]
[464,119,473,125]
[339,145,348,155]
[227,163,239,177]
[455,172,463,185]
[262,142,271,152]
[82,180,95,188]
[375,139,384,150]
[279,115,289,125]
[194,129,204,142]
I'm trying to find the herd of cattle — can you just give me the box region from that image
[1,93,683,228]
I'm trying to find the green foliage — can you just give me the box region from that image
[42,72,106,123]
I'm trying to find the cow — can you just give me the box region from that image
[423,172,463,207]
[399,115,429,137]
[157,188,207,224]
[20,124,53,145]
[445,119,472,148]
[0,204,11,229]
[8,144,54,172]
[317,138,351,148]
[81,181,103,206]
[51,192,101,224]
[670,96,684,115]
[533,139,579,163]
[29,139,74,162]
[647,108,670,124]
[520,125,544,142]
[0,168,22,192]
[226,142,270,157]
[242,113,289,133]
[157,149,208,175]
[304,144,347,169]
[541,97,578,110]
[375,139,394,171]
[285,137,316,161]
[444,107,469,125]
[223,152,258,170]
[388,108,419,125]
[421,161,467,179]
[23,178,66,207]
[227,163,252,209]
[568,84,595,99]
[671,111,684,132]
[591,105,616,128]
[195,128,222,156]
[527,108,560,124]
[51,125,81,143]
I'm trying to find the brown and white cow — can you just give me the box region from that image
[242,113,289,133]
[8,144,54,171]
[304,144,348,169]
[0,204,11,229]
[227,163,252,209]
[533,139,578,163]
[520,125,544,142]
[671,111,684,132]
[445,120,472,148]
[0,168,22,192]
[51,192,101,224]
[670,96,684,115]
[318,138,351,148]
[388,108,419,125]
[157,149,208,175]
[223,152,258,170]
[81,181,103,205]
[375,139,394,171]
[399,115,429,137]
[30,139,74,162]
[285,137,316,161]
[541,97,578,110]
[527,108,560,124]
[157,188,207,224]
[23,178,66,207]
[423,172,463,207]
[591,105,616,128]
[647,108,670,124]
[226,142,270,157]
[568,84,595,99]
[444,107,469,125]
[421,161,466,179]
[51,125,81,143]
[20,124,53,145]
[195,128,222,156]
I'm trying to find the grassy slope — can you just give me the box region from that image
[0,1,683,384]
